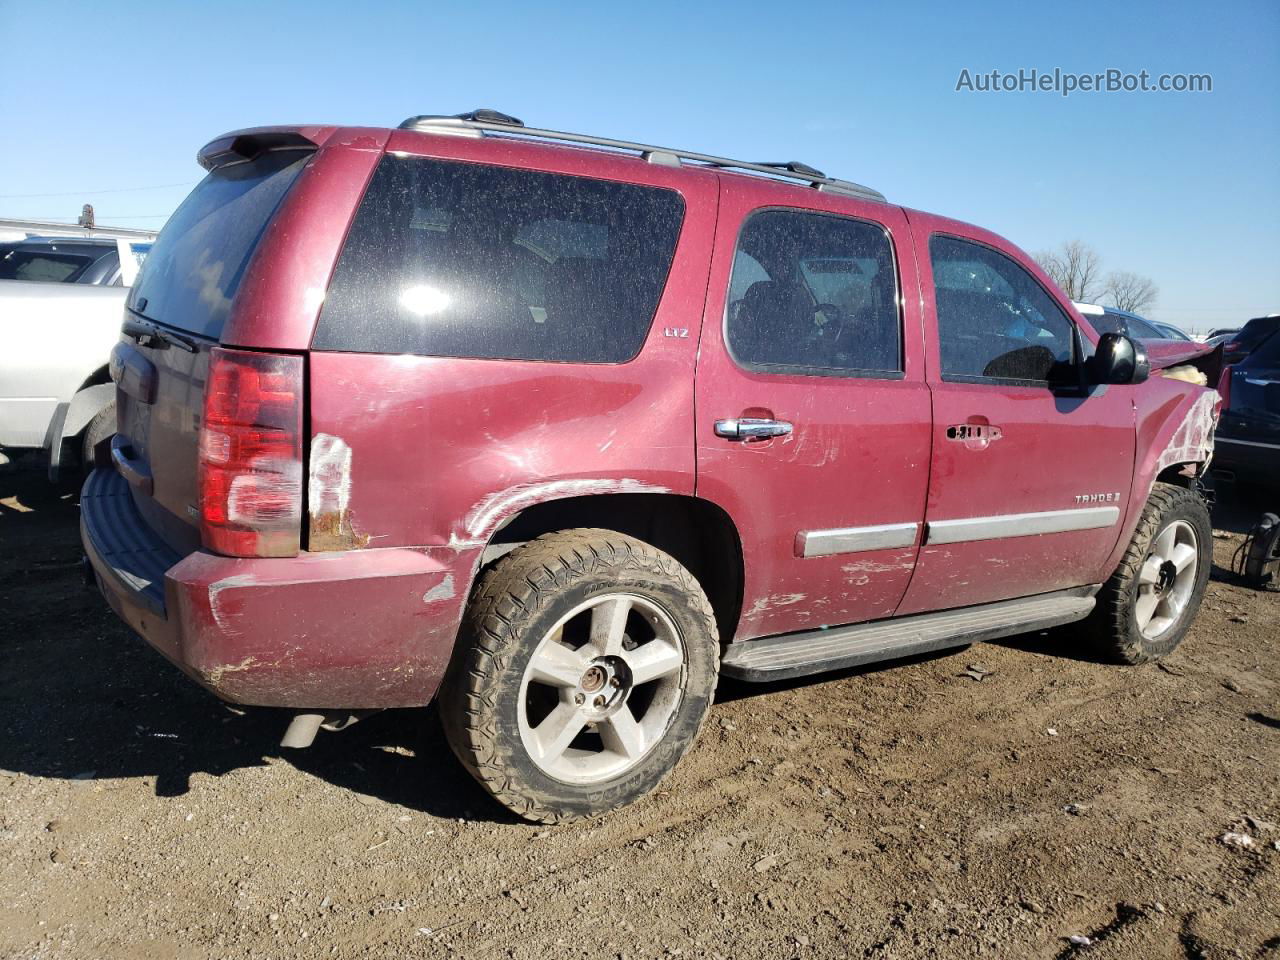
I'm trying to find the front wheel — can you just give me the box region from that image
[1088,482,1212,663]
[440,529,719,823]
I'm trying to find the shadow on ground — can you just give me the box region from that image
[3,457,1271,821]
[0,460,513,823]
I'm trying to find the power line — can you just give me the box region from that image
[0,181,197,199]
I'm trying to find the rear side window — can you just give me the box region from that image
[930,235,1075,383]
[313,156,685,363]
[129,150,311,339]
[725,209,901,376]
[0,251,93,283]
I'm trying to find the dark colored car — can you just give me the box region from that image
[0,237,127,285]
[82,110,1221,822]
[1222,315,1280,364]
[1214,331,1280,490]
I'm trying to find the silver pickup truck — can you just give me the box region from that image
[0,235,152,479]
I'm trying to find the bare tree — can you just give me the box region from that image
[1033,240,1104,302]
[1102,271,1158,314]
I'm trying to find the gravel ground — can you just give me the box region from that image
[1,459,1277,960]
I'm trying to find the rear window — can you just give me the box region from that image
[1238,316,1280,347]
[1241,330,1280,368]
[313,155,685,363]
[0,250,93,283]
[128,150,310,339]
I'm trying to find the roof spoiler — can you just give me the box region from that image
[197,126,335,171]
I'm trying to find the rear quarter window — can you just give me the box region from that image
[313,156,685,363]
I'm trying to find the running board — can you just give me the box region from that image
[721,589,1097,682]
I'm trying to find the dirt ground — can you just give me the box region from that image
[1,458,1277,960]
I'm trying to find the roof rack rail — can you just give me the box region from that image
[397,110,886,203]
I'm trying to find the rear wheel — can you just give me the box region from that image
[440,529,719,823]
[1088,482,1211,663]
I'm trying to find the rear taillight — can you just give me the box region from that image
[1217,365,1233,410]
[199,347,303,558]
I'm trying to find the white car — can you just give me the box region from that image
[0,235,154,478]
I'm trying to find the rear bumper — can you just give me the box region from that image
[1212,435,1280,488]
[81,468,473,708]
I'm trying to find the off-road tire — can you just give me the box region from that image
[1087,482,1212,663]
[440,529,719,823]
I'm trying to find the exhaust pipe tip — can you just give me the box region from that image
[281,712,325,749]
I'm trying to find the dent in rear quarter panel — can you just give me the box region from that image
[1099,381,1219,579]
[221,128,390,351]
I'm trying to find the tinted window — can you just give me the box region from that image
[1241,330,1280,369]
[129,150,310,338]
[1122,314,1162,339]
[1087,311,1125,336]
[930,235,1075,382]
[314,156,685,363]
[726,210,900,374]
[1152,322,1190,341]
[0,251,93,282]
[1238,316,1280,350]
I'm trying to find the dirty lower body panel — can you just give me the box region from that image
[81,468,472,709]
[721,586,1099,682]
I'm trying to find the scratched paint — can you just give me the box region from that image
[746,593,807,618]
[1152,389,1219,479]
[308,433,370,550]
[207,573,258,635]
[464,478,671,540]
[422,574,455,604]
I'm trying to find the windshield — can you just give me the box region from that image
[129,150,310,338]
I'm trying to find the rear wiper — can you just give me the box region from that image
[123,314,197,353]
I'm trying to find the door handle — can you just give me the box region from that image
[714,418,793,441]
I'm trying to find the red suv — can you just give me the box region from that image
[84,110,1221,822]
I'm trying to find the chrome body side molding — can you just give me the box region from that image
[926,506,1120,545]
[798,522,919,558]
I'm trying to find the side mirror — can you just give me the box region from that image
[1091,332,1149,385]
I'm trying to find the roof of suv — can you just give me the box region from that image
[395,109,887,203]
[203,110,888,209]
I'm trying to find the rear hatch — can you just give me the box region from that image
[112,144,312,555]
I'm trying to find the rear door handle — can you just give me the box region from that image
[714,418,793,441]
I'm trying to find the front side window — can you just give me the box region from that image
[930,235,1075,383]
[314,156,685,363]
[726,209,901,375]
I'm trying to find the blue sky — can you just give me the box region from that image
[1,0,1275,331]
